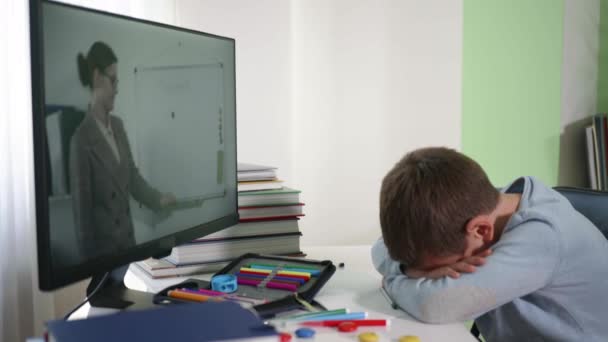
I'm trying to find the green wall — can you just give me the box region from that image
[462,1,564,187]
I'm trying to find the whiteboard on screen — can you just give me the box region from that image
[133,63,225,201]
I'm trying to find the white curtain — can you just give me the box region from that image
[0,0,56,341]
[0,1,177,339]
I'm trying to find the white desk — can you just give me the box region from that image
[74,245,477,342]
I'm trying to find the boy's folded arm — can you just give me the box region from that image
[371,237,403,276]
[372,222,560,323]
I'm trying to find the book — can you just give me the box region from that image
[601,114,608,190]
[586,125,598,190]
[195,218,300,241]
[46,301,277,341]
[167,233,302,265]
[134,258,229,278]
[593,122,603,190]
[238,162,277,172]
[135,249,306,279]
[594,114,606,190]
[238,203,304,220]
[238,163,278,181]
[238,187,301,206]
[238,171,277,181]
[238,180,283,192]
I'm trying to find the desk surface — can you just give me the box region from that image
[74,245,477,342]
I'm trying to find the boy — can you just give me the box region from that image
[372,147,608,341]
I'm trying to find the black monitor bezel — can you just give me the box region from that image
[29,0,239,291]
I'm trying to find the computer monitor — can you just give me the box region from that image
[29,0,238,308]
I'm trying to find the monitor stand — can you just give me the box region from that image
[87,265,157,311]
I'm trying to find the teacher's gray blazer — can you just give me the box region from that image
[70,114,162,259]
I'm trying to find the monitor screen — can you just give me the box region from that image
[30,0,238,290]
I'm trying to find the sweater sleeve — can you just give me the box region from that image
[371,221,560,323]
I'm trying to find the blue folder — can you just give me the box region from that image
[46,301,277,341]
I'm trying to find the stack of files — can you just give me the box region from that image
[238,163,283,192]
[585,114,608,190]
[46,301,278,342]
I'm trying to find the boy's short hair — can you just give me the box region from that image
[379,147,499,267]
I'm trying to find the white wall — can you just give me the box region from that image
[558,0,600,187]
[175,0,463,246]
[56,0,176,24]
[176,0,295,183]
[292,1,463,245]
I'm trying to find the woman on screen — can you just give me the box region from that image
[70,41,176,259]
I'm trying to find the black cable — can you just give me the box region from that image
[63,272,110,320]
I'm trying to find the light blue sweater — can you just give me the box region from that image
[372,177,608,341]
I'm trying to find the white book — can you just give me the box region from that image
[135,258,229,278]
[167,234,301,265]
[195,219,300,241]
[592,125,602,190]
[586,125,598,190]
[238,180,283,192]
[237,162,277,172]
[238,187,301,207]
[237,170,277,182]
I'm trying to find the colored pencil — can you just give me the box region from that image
[280,309,349,320]
[297,312,368,322]
[301,319,389,327]
[167,290,223,302]
[266,281,297,292]
[197,288,226,296]
[248,264,321,276]
[237,277,261,287]
[248,263,318,271]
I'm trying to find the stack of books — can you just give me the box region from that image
[135,163,305,278]
[586,114,608,190]
[237,163,283,192]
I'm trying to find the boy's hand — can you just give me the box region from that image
[406,249,492,280]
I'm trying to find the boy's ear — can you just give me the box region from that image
[465,215,494,242]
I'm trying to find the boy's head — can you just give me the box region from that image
[380,147,499,269]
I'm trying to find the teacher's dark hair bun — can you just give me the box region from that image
[76,41,118,88]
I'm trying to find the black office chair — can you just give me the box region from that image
[553,187,608,239]
[471,186,608,340]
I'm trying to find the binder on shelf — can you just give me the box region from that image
[586,125,598,190]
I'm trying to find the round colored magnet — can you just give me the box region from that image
[358,332,379,342]
[337,321,358,332]
[279,332,292,342]
[399,335,420,342]
[295,328,316,338]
